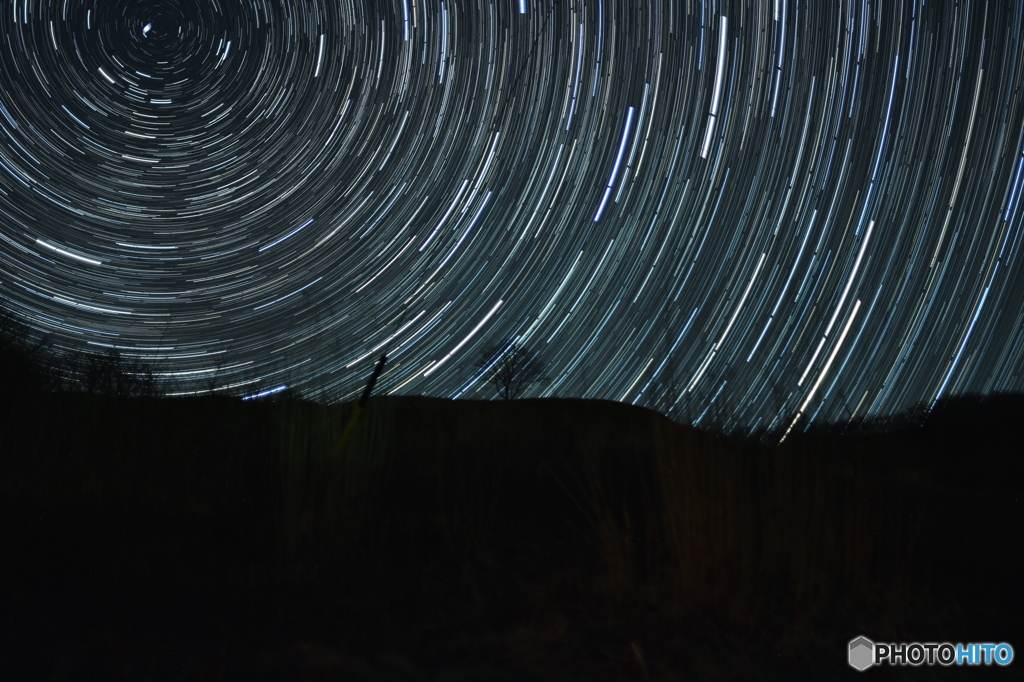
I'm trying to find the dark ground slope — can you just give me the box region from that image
[1,392,1021,680]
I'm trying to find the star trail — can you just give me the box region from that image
[1,0,1023,433]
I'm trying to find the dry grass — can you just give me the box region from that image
[650,420,926,625]
[273,399,396,560]
[4,392,1005,679]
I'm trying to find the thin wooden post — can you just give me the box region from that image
[338,354,387,453]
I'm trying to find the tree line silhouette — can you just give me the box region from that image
[0,304,162,400]
[1,302,555,404]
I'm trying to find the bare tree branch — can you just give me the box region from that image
[476,341,548,400]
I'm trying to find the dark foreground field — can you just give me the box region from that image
[1,393,1021,680]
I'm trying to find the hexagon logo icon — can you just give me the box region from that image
[849,636,875,671]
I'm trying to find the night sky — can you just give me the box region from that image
[1,0,1022,434]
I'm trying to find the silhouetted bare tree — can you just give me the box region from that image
[0,304,52,400]
[59,347,163,397]
[476,341,548,400]
[652,322,682,422]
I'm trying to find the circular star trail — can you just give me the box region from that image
[1,0,1023,433]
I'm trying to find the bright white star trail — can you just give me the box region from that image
[1,0,1023,432]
